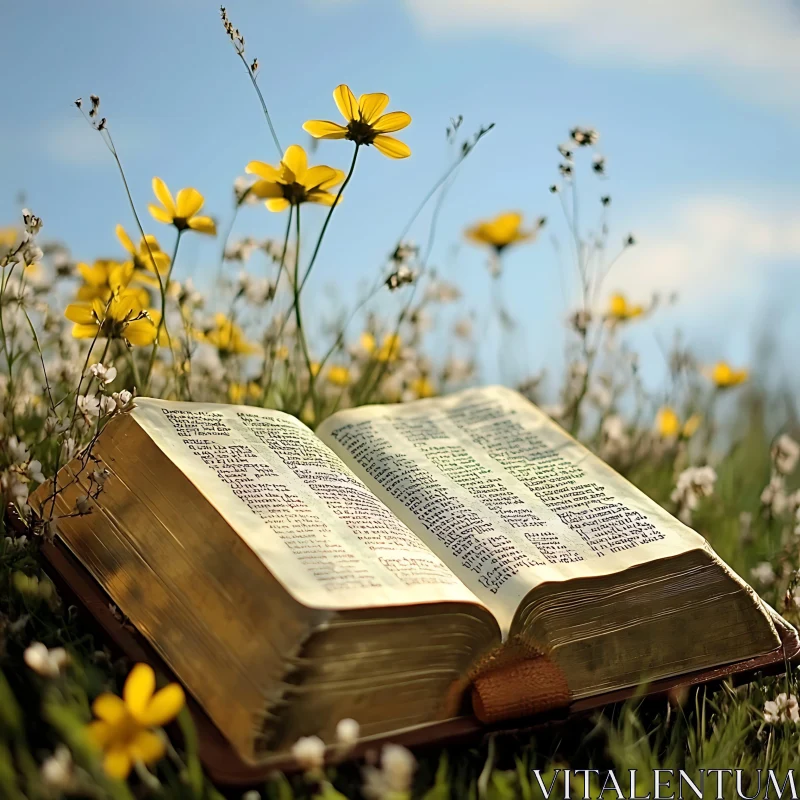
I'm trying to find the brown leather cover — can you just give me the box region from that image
[27,534,800,786]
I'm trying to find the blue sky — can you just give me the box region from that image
[3,0,800,390]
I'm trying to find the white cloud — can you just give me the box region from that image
[606,196,800,306]
[403,0,800,110]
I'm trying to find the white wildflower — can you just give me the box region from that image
[772,434,800,476]
[61,437,78,461]
[26,459,45,485]
[99,395,117,416]
[761,474,788,516]
[40,744,74,792]
[89,363,117,387]
[8,435,29,465]
[335,718,360,749]
[112,390,134,410]
[76,394,100,420]
[764,693,800,724]
[24,642,69,678]
[363,743,416,799]
[750,561,776,587]
[453,317,473,340]
[75,495,91,515]
[1,472,29,507]
[291,735,325,772]
[670,466,717,524]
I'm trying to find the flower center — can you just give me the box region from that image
[173,217,190,231]
[282,182,308,206]
[346,119,377,145]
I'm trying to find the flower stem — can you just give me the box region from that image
[297,144,360,295]
[260,207,294,405]
[292,207,317,419]
[239,53,282,156]
[144,230,183,393]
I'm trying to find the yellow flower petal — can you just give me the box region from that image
[372,111,411,134]
[151,177,176,216]
[92,693,127,724]
[103,747,132,780]
[65,303,96,325]
[72,323,99,339]
[186,216,217,235]
[309,192,339,207]
[302,120,348,140]
[78,261,110,286]
[124,319,158,347]
[371,135,411,159]
[281,145,308,181]
[123,664,155,719]
[245,161,282,181]
[175,187,204,220]
[129,730,166,765]
[317,168,346,191]
[333,84,359,123]
[302,165,340,191]
[148,204,175,225]
[250,180,284,199]
[358,92,389,124]
[115,224,135,255]
[266,198,291,213]
[109,263,134,291]
[92,298,107,320]
[138,683,185,727]
[86,720,113,748]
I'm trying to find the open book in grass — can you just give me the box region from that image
[31,385,794,765]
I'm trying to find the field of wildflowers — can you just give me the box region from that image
[2,7,800,799]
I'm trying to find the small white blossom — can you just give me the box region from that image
[772,434,800,476]
[112,390,134,410]
[77,394,100,419]
[89,363,117,387]
[335,718,360,748]
[764,693,800,724]
[363,743,416,799]
[291,735,325,772]
[40,745,74,791]
[670,466,717,524]
[26,459,45,484]
[761,474,788,516]
[8,435,29,465]
[24,642,69,678]
[750,561,776,587]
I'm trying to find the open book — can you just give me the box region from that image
[32,386,789,764]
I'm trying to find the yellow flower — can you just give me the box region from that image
[607,293,644,322]
[0,227,18,250]
[376,334,402,362]
[148,178,216,235]
[465,212,533,252]
[64,290,160,347]
[303,84,412,159]
[656,407,680,438]
[656,407,701,439]
[710,361,748,388]
[246,145,345,213]
[86,663,185,780]
[411,376,435,399]
[327,365,351,386]
[199,314,260,356]
[228,382,261,404]
[75,260,149,306]
[362,333,402,362]
[360,332,376,353]
[682,414,702,438]
[116,225,170,286]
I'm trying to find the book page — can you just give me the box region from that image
[131,399,483,613]
[317,386,706,633]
